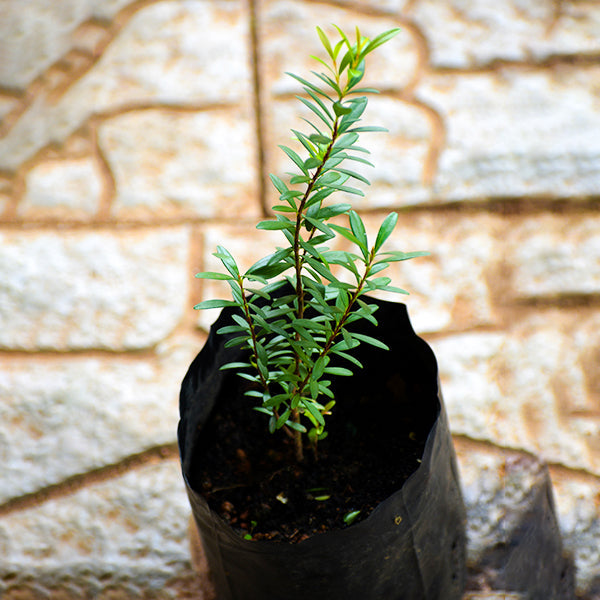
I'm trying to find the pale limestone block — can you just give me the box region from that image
[419,66,600,202]
[551,471,600,596]
[434,310,600,475]
[264,95,434,209]
[99,108,259,219]
[0,335,198,502]
[259,0,420,96]
[0,460,194,596]
[507,215,600,300]
[0,0,94,90]
[361,213,499,333]
[0,0,252,172]
[20,156,103,218]
[0,228,189,350]
[410,0,600,68]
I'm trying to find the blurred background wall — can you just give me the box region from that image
[0,0,599,598]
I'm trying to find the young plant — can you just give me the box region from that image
[195,25,427,461]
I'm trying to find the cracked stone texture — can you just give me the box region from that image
[410,0,600,69]
[0,335,198,503]
[98,107,259,220]
[0,0,253,172]
[0,228,189,350]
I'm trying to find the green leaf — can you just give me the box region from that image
[269,173,288,194]
[193,298,238,310]
[333,101,353,117]
[329,223,362,247]
[309,133,331,145]
[324,366,353,376]
[335,168,370,185]
[348,210,368,255]
[303,400,325,426]
[214,245,240,278]
[194,271,233,281]
[350,332,390,351]
[316,26,334,59]
[279,145,308,174]
[347,125,388,133]
[256,219,295,231]
[373,212,398,253]
[303,157,321,170]
[343,510,361,525]
[297,96,333,128]
[220,361,252,370]
[363,28,401,58]
[377,250,430,262]
[333,132,359,149]
[286,72,333,101]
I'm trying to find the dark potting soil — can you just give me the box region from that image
[190,370,435,544]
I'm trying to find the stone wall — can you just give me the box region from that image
[0,0,599,598]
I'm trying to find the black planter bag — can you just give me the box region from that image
[179,296,467,600]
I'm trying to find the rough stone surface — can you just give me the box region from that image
[410,0,600,69]
[0,335,197,502]
[0,228,189,350]
[0,460,196,597]
[418,66,600,202]
[507,214,600,300]
[551,470,600,597]
[433,309,600,476]
[99,107,259,219]
[0,0,253,172]
[20,156,103,218]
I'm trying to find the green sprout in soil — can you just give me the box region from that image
[195,25,428,462]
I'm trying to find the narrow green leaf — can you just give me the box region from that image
[269,173,288,194]
[279,145,308,174]
[193,298,238,310]
[304,400,325,426]
[343,510,361,525]
[324,366,353,376]
[214,245,240,278]
[286,72,334,101]
[256,219,295,231]
[316,26,334,59]
[351,332,390,350]
[194,271,233,280]
[373,212,398,253]
[348,210,368,254]
[363,28,401,57]
[329,223,362,247]
[297,96,332,128]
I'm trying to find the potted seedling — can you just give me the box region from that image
[179,25,466,600]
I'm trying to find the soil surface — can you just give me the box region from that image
[189,371,434,543]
